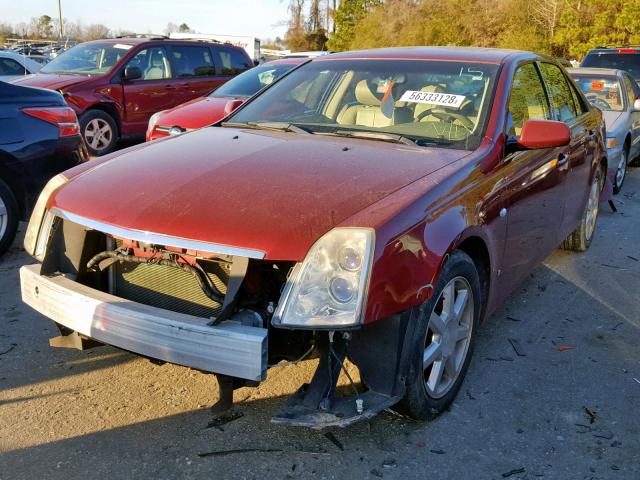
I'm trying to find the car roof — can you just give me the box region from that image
[0,50,43,71]
[264,57,307,66]
[82,37,247,51]
[318,46,532,64]
[567,67,622,77]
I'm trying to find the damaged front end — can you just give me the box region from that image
[21,202,412,428]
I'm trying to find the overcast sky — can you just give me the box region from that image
[3,0,290,39]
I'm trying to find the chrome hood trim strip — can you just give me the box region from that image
[51,208,266,259]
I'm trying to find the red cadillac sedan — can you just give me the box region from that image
[21,47,606,428]
[146,58,306,141]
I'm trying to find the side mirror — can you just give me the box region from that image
[224,99,245,116]
[633,98,640,112]
[517,119,571,150]
[122,66,142,81]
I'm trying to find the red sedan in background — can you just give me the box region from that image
[146,58,305,141]
[21,47,606,428]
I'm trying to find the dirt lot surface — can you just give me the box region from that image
[1,170,639,480]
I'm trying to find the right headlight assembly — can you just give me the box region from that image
[24,173,68,260]
[272,228,375,329]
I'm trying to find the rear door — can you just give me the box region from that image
[498,62,568,288]
[121,46,178,133]
[537,62,595,241]
[166,44,223,103]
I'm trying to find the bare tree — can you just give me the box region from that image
[529,0,561,40]
[83,23,110,40]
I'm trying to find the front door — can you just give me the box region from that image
[498,63,569,289]
[121,46,178,134]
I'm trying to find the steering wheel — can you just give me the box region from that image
[586,94,611,111]
[416,108,474,130]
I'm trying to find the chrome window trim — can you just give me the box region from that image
[51,207,266,259]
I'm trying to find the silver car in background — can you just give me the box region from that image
[0,50,43,82]
[569,67,640,193]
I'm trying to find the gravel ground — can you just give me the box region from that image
[0,170,639,480]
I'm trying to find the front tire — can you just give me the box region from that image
[0,178,19,257]
[79,110,118,156]
[561,165,602,252]
[613,146,628,194]
[399,250,481,420]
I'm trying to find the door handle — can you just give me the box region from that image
[164,85,177,90]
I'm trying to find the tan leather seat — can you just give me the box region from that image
[337,80,394,128]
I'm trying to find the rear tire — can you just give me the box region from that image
[79,110,118,156]
[613,146,628,194]
[561,165,602,252]
[399,250,481,420]
[0,178,19,258]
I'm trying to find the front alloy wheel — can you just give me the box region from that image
[613,148,627,194]
[400,250,481,420]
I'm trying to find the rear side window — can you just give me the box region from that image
[622,74,637,107]
[169,46,216,77]
[215,47,252,75]
[538,63,577,122]
[582,52,640,79]
[507,63,551,136]
[0,57,25,75]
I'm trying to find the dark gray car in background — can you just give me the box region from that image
[569,67,640,193]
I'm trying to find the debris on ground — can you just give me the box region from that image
[558,345,576,352]
[197,448,330,458]
[205,410,244,431]
[508,338,526,357]
[382,459,397,469]
[0,343,16,355]
[583,407,597,424]
[506,316,522,322]
[502,467,526,478]
[430,449,446,455]
[324,432,344,451]
[370,468,383,477]
[593,431,614,440]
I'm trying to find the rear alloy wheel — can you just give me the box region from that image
[561,166,602,252]
[400,250,481,420]
[0,179,19,257]
[80,110,118,156]
[613,147,628,194]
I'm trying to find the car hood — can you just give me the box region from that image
[602,111,624,132]
[158,96,242,130]
[9,73,94,90]
[51,127,468,260]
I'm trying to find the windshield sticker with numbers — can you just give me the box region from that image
[399,91,466,109]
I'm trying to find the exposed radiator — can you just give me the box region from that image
[114,260,229,319]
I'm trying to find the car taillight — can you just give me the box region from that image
[21,107,80,138]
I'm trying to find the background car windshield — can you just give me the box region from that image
[228,59,498,149]
[582,53,640,79]
[572,75,625,111]
[211,63,297,98]
[41,43,132,75]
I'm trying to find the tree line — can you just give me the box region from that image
[0,15,193,45]
[285,0,640,60]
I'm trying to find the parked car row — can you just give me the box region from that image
[9,35,254,155]
[17,46,612,429]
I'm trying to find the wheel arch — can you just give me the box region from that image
[0,158,27,220]
[83,103,121,137]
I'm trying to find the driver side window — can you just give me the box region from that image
[507,63,551,136]
[125,47,171,81]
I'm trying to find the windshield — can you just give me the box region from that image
[41,42,132,75]
[571,75,625,111]
[211,63,298,98]
[582,53,640,79]
[227,59,499,150]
